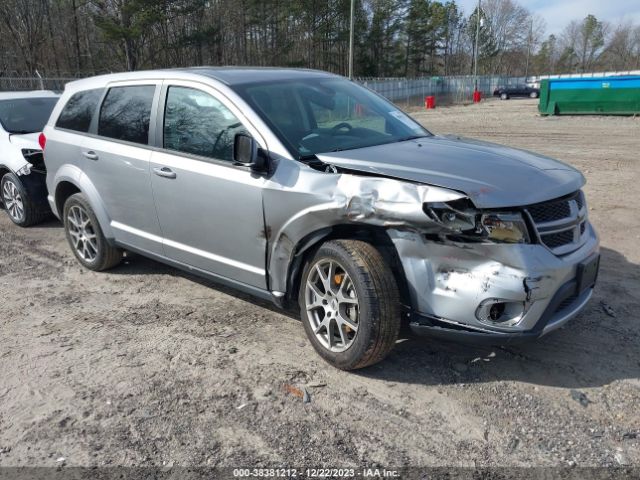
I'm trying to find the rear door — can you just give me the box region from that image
[46,88,104,205]
[149,81,268,289]
[83,81,163,254]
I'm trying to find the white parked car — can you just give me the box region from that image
[0,91,59,226]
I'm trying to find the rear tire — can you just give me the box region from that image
[63,193,122,271]
[1,173,48,227]
[529,91,538,98]
[501,93,509,100]
[299,240,400,370]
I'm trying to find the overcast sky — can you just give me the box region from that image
[456,0,640,34]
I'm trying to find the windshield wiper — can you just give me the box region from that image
[298,153,318,162]
[330,135,430,153]
[394,135,429,143]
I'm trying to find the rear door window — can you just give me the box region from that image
[98,85,155,145]
[56,88,103,132]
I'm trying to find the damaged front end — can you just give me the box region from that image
[265,168,467,297]
[15,149,48,205]
[265,161,599,344]
[17,149,47,176]
[0,144,49,213]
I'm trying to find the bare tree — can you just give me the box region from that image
[1,0,639,80]
[0,0,47,72]
[601,20,640,70]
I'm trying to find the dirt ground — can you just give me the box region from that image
[0,99,639,470]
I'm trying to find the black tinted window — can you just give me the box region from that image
[0,97,58,134]
[163,86,246,161]
[56,89,102,132]
[98,86,155,144]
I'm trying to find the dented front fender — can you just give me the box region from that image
[263,158,465,294]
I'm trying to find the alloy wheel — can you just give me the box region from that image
[67,205,99,262]
[305,259,359,352]
[2,180,24,222]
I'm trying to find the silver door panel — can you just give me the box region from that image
[82,135,163,254]
[150,150,267,288]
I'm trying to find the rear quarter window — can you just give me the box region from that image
[56,88,103,132]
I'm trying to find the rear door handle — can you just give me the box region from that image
[82,151,99,160]
[153,167,177,179]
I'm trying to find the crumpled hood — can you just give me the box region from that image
[316,135,585,208]
[8,132,41,150]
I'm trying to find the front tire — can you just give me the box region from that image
[299,240,400,370]
[500,93,509,100]
[1,173,47,227]
[63,193,122,271]
[529,91,538,98]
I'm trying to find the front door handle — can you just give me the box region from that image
[153,167,177,179]
[82,151,99,160]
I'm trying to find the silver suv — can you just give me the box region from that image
[43,68,600,369]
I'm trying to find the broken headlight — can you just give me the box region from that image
[15,163,31,176]
[425,201,530,244]
[16,149,41,175]
[19,149,47,175]
[480,212,530,244]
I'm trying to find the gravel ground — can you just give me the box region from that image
[0,99,638,470]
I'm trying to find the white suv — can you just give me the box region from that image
[0,91,59,226]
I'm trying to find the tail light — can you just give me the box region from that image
[38,132,47,150]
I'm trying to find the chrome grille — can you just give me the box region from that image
[525,191,588,255]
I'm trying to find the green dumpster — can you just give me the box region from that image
[538,76,640,115]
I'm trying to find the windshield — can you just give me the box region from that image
[235,77,430,159]
[0,97,58,134]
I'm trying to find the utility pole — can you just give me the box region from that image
[348,0,355,79]
[524,17,533,80]
[473,0,481,91]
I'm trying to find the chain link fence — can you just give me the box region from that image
[0,71,86,92]
[358,75,527,107]
[0,72,527,107]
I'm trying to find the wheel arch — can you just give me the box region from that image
[52,169,114,239]
[280,224,411,311]
[54,181,81,217]
[0,165,12,177]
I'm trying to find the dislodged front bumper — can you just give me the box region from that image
[388,223,600,344]
[20,172,50,209]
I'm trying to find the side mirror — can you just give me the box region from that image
[233,133,266,172]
